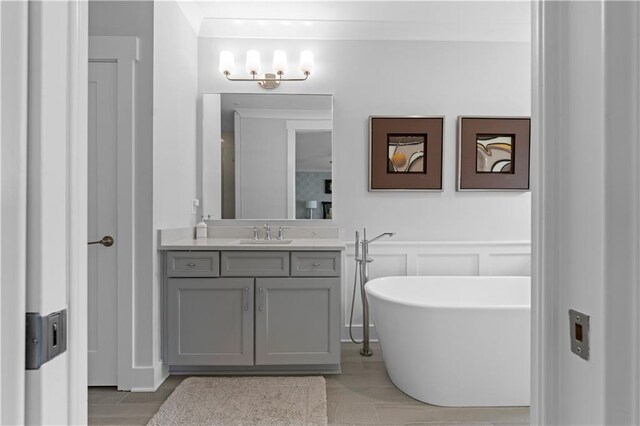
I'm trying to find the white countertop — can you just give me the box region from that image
[158,237,346,251]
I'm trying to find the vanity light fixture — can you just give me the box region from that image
[218,49,314,89]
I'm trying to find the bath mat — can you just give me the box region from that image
[147,376,327,426]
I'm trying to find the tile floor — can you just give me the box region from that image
[89,342,529,425]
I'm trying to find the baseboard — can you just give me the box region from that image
[128,360,169,392]
[341,324,378,342]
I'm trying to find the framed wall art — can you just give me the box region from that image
[369,116,444,191]
[457,116,531,191]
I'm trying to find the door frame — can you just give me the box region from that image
[531,1,640,424]
[68,1,89,422]
[285,120,333,219]
[87,36,139,390]
[0,1,29,423]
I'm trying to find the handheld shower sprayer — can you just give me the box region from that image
[348,228,395,356]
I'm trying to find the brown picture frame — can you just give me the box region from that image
[369,116,444,191]
[457,116,531,191]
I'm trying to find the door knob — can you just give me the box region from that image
[88,235,114,247]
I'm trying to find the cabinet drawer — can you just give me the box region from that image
[291,251,341,277]
[167,252,220,277]
[221,251,290,277]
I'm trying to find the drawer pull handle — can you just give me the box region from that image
[312,263,320,267]
[187,263,196,267]
[243,287,249,311]
[258,287,264,311]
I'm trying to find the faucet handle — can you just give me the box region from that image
[277,226,290,240]
[247,226,259,240]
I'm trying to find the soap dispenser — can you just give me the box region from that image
[196,216,207,240]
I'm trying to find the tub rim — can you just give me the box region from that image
[365,275,531,310]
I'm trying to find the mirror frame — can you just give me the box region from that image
[200,92,335,223]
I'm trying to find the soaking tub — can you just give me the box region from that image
[365,276,530,407]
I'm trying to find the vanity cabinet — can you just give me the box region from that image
[167,277,254,365]
[255,278,340,365]
[164,250,341,372]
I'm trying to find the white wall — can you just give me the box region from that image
[153,0,199,382]
[199,38,531,242]
[536,2,640,425]
[90,0,199,389]
[235,115,288,219]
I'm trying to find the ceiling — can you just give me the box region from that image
[177,1,531,43]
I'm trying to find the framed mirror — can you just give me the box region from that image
[202,93,333,220]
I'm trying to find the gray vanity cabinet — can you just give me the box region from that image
[255,277,340,365]
[167,277,254,365]
[164,250,342,371]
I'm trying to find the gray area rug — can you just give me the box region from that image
[148,376,327,426]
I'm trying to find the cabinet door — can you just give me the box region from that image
[168,278,254,365]
[255,278,340,365]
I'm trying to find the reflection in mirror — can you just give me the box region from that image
[203,93,333,220]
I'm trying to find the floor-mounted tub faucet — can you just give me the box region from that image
[350,228,395,356]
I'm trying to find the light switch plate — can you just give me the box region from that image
[569,309,589,360]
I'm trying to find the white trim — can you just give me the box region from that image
[637,7,640,421]
[530,1,543,424]
[285,120,333,219]
[234,111,243,217]
[89,36,139,391]
[341,240,531,342]
[68,1,88,423]
[234,108,331,121]
[0,2,28,424]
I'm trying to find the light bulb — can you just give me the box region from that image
[272,50,288,75]
[245,50,261,75]
[218,50,236,75]
[299,50,314,74]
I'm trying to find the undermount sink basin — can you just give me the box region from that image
[238,239,293,245]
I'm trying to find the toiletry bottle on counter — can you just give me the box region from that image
[196,216,207,240]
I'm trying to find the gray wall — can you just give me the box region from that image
[199,38,531,241]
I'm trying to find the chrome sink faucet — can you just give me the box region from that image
[248,226,259,240]
[277,226,289,240]
[263,224,272,240]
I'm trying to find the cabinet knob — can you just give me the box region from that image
[187,263,196,267]
[312,263,320,267]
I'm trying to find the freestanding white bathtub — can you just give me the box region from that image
[365,276,530,407]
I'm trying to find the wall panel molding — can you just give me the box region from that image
[341,240,531,342]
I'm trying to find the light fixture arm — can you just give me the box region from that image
[223,71,310,83]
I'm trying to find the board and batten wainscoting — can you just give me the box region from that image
[341,241,531,341]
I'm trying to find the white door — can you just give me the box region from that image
[88,61,119,386]
[24,1,88,424]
